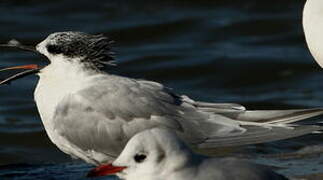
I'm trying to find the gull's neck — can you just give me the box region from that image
[303,0,323,67]
[160,146,198,177]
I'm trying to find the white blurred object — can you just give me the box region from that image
[303,0,323,68]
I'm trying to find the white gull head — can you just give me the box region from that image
[112,128,193,180]
[303,0,323,67]
[88,128,287,180]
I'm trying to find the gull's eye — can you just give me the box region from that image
[46,44,63,54]
[134,154,146,163]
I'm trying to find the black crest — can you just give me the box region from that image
[46,31,115,69]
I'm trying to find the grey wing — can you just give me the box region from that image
[52,75,323,162]
[52,76,217,163]
[188,96,323,124]
[186,95,323,148]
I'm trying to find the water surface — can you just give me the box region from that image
[0,0,323,179]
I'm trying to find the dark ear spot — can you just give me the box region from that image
[46,44,63,54]
[134,154,147,163]
[156,151,165,163]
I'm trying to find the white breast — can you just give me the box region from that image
[34,61,108,164]
[34,61,93,144]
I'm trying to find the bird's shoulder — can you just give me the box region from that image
[79,74,183,108]
[54,74,185,122]
[80,74,177,100]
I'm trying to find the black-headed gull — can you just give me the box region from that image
[87,128,288,180]
[0,32,322,165]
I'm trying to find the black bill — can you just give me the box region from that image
[0,39,39,54]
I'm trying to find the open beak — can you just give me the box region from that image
[0,64,41,85]
[0,39,43,85]
[87,163,127,177]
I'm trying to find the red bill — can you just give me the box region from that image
[0,64,41,85]
[87,164,127,177]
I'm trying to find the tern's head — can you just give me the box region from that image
[0,31,115,85]
[36,31,114,69]
[87,128,194,179]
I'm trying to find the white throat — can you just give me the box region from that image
[34,58,94,129]
[303,0,323,67]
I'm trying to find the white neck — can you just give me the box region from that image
[303,0,323,67]
[34,59,96,130]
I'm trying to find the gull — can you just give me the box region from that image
[0,31,323,166]
[303,0,323,67]
[87,128,288,180]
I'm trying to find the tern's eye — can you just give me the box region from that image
[134,154,146,163]
[46,44,63,54]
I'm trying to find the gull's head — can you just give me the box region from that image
[87,128,194,179]
[303,0,323,68]
[36,31,114,70]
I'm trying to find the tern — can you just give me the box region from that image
[0,31,323,166]
[87,128,287,180]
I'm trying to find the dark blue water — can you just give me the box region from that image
[0,0,323,179]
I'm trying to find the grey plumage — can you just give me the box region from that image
[52,73,323,165]
[17,31,321,167]
[198,125,323,148]
[227,108,323,124]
